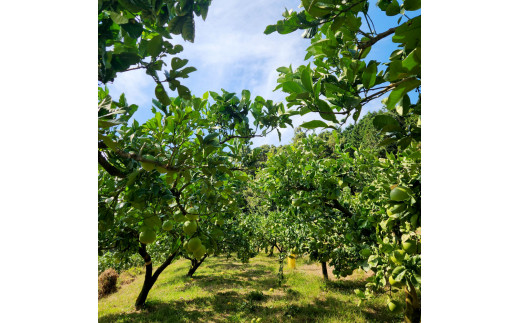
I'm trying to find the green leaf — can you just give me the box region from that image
[302,0,331,18]
[282,81,305,94]
[385,0,400,16]
[315,99,337,122]
[373,115,399,129]
[171,57,189,70]
[392,266,407,282]
[110,53,141,71]
[155,84,170,106]
[264,24,277,35]
[171,44,183,55]
[110,11,129,24]
[177,85,191,100]
[300,120,328,129]
[182,17,195,42]
[301,67,313,92]
[362,61,378,89]
[98,119,122,129]
[121,22,144,39]
[331,16,346,32]
[201,4,209,20]
[398,136,413,149]
[386,78,420,109]
[404,0,421,11]
[148,35,163,58]
[392,16,421,51]
[401,47,421,75]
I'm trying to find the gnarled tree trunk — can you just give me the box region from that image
[186,255,207,277]
[404,284,421,323]
[135,243,179,309]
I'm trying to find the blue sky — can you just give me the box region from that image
[107,0,420,147]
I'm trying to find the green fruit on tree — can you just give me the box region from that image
[173,211,186,222]
[162,220,174,231]
[141,160,156,171]
[183,220,197,235]
[292,198,302,206]
[390,186,411,201]
[402,240,417,254]
[186,213,199,221]
[387,300,401,312]
[387,203,406,216]
[139,229,156,244]
[156,166,168,174]
[187,237,202,252]
[391,250,406,265]
[193,245,206,260]
[215,219,224,226]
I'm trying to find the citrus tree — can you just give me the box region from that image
[98,86,294,308]
[262,1,421,321]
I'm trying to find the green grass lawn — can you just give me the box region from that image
[99,254,405,322]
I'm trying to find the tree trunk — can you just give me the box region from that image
[186,255,207,277]
[134,243,178,309]
[321,262,329,280]
[268,245,275,257]
[404,284,421,323]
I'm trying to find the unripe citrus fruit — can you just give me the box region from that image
[183,220,197,235]
[139,229,156,244]
[162,220,174,231]
[186,213,199,221]
[402,240,417,254]
[187,237,202,252]
[292,198,302,206]
[173,211,186,222]
[387,203,406,216]
[390,186,411,201]
[193,245,206,260]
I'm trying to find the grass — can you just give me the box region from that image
[99,254,405,322]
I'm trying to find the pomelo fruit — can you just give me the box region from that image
[173,211,186,222]
[139,229,156,244]
[387,203,406,216]
[156,166,168,174]
[392,249,406,264]
[187,237,202,252]
[402,240,417,254]
[390,186,411,201]
[162,220,174,231]
[292,198,302,206]
[186,213,199,221]
[193,245,206,260]
[183,220,197,235]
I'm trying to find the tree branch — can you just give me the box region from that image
[98,150,126,178]
[358,27,397,50]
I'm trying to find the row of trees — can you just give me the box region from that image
[98,0,420,321]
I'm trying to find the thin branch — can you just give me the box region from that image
[358,27,397,50]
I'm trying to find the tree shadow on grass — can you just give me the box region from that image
[324,278,369,293]
[98,298,210,323]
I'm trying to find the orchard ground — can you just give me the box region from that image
[99,254,406,322]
